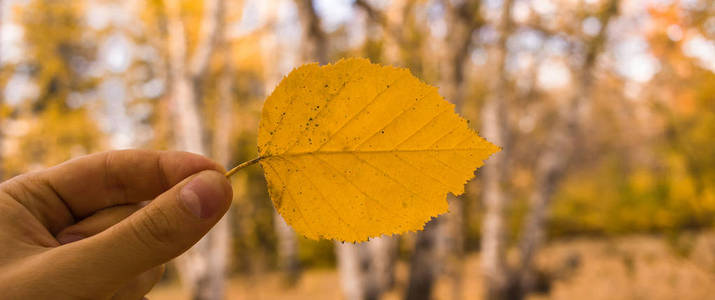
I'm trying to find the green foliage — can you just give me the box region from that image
[550,84,715,237]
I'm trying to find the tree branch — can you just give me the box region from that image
[294,0,327,63]
[354,0,388,28]
[189,0,225,79]
[353,0,408,48]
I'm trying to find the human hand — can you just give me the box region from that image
[0,150,233,299]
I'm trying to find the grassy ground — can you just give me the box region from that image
[147,232,715,300]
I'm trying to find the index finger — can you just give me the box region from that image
[42,149,224,218]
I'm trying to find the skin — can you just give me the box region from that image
[0,150,233,300]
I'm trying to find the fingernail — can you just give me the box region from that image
[57,233,84,245]
[179,171,227,218]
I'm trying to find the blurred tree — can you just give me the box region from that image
[518,0,620,297]
[405,1,484,299]
[355,0,427,297]
[292,1,376,298]
[266,0,303,286]
[161,0,233,299]
[294,0,398,298]
[480,0,516,298]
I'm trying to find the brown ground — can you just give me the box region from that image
[147,232,715,300]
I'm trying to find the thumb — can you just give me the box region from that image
[49,170,232,289]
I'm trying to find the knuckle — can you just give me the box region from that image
[131,206,175,248]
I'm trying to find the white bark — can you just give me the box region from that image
[261,0,302,284]
[164,0,230,299]
[293,1,393,298]
[480,0,515,299]
[274,211,301,283]
[403,1,482,299]
[367,236,397,292]
[337,242,373,300]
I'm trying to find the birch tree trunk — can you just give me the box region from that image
[336,241,377,300]
[208,39,236,300]
[517,1,619,296]
[164,0,230,299]
[404,1,482,299]
[294,0,371,297]
[354,1,420,295]
[480,0,515,299]
[274,211,301,284]
[257,0,303,285]
[294,1,392,297]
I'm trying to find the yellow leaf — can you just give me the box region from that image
[257,58,499,242]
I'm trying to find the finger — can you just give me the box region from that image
[44,150,224,217]
[111,265,165,300]
[56,204,142,244]
[1,150,224,234]
[46,170,231,292]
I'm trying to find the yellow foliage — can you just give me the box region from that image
[256,58,499,242]
[3,103,103,176]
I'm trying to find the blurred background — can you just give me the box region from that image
[1,0,714,299]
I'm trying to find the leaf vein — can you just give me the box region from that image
[354,92,430,150]
[392,153,457,191]
[278,156,359,240]
[393,106,452,149]
[263,159,316,238]
[349,152,435,206]
[312,155,407,222]
[284,64,371,153]
[315,74,409,151]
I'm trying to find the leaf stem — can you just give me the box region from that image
[225,157,263,178]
